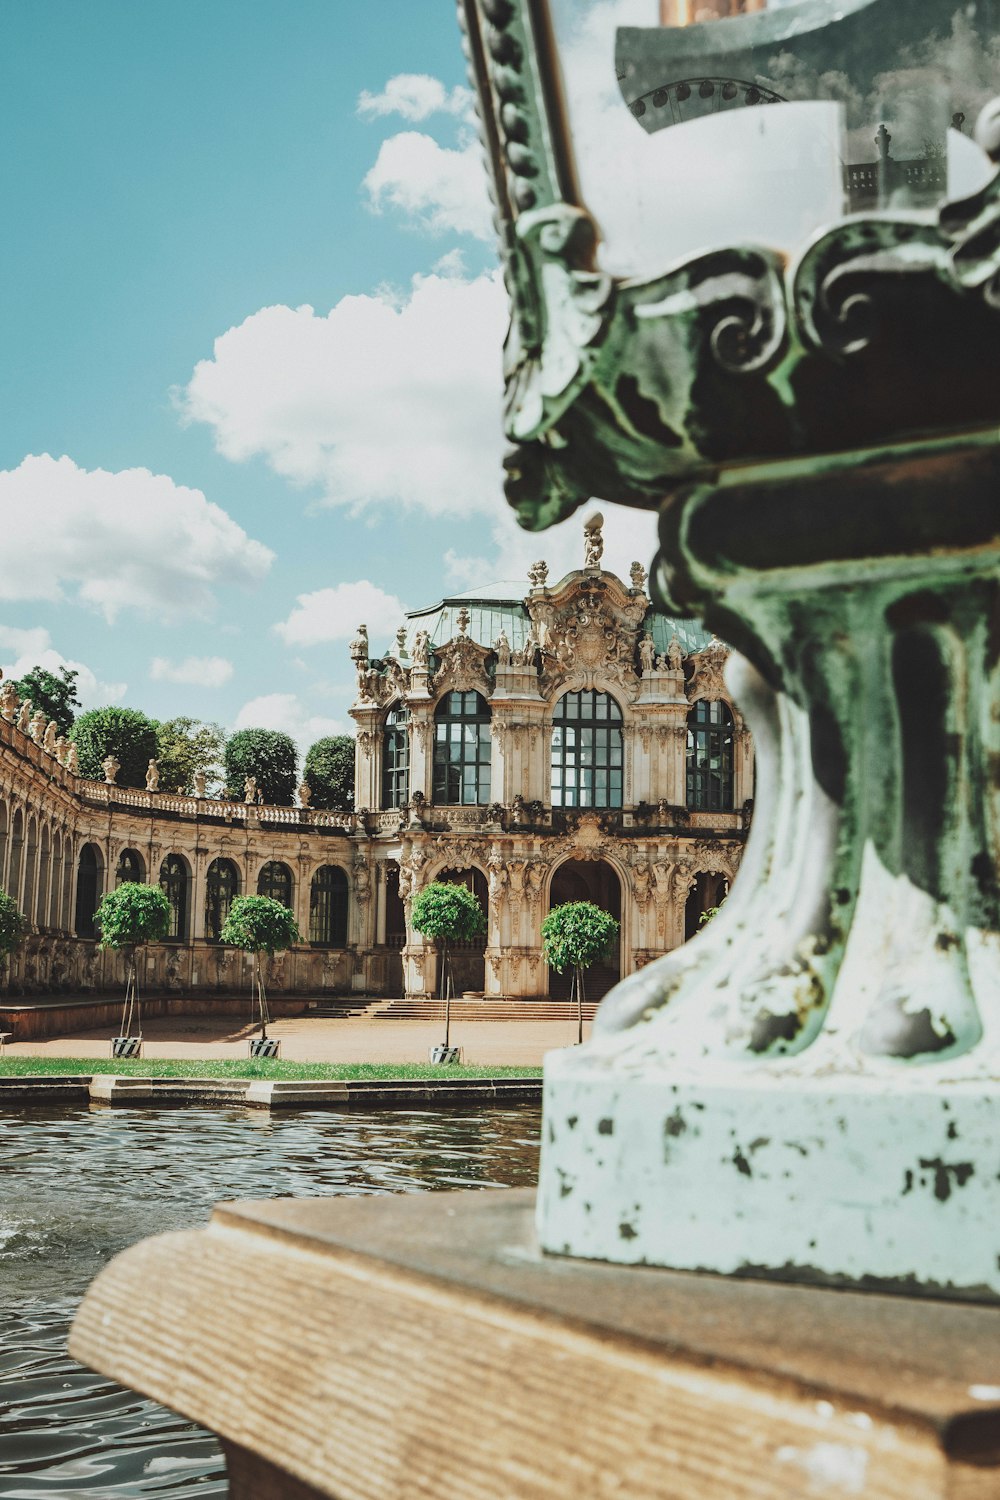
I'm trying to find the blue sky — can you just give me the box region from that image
[0,0,658,754]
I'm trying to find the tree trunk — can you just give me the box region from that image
[576,965,585,1046]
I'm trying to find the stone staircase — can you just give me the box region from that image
[306,997,600,1023]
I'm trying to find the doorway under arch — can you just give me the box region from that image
[548,859,621,1000]
[438,867,488,994]
[684,871,729,941]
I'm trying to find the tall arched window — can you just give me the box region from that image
[8,810,23,908]
[37,826,50,930]
[75,844,103,938]
[258,860,293,908]
[382,704,410,809]
[116,848,145,886]
[309,865,348,947]
[686,699,735,812]
[551,691,624,809]
[205,858,239,940]
[23,817,37,924]
[433,691,491,805]
[159,854,190,940]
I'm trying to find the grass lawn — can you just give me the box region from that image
[0,1057,543,1081]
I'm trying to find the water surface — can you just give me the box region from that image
[1,1104,541,1497]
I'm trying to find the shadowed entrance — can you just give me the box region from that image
[548,859,621,1001]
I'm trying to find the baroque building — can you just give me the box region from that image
[0,518,752,1012]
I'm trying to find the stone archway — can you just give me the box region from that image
[548,859,622,1000]
[684,870,729,941]
[438,867,488,995]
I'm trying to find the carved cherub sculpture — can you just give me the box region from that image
[145,759,159,792]
[244,775,257,804]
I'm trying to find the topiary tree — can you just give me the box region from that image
[220,894,301,1042]
[11,665,81,736]
[542,901,621,1044]
[95,882,172,1044]
[410,880,486,1054]
[0,888,26,984]
[224,728,297,807]
[303,735,355,811]
[70,707,159,788]
[154,717,227,795]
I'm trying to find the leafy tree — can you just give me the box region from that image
[154,717,227,795]
[224,728,297,806]
[304,735,355,811]
[0,888,26,967]
[11,665,81,736]
[220,894,301,1040]
[410,881,486,1053]
[70,707,159,788]
[95,883,172,1040]
[542,901,620,1044]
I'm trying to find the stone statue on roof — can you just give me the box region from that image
[411,630,429,671]
[667,635,684,671]
[630,560,647,591]
[495,627,512,666]
[639,634,656,674]
[584,512,604,568]
[528,560,548,588]
[349,624,369,664]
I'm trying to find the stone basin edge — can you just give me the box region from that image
[0,1074,542,1109]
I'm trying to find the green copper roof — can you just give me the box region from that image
[382,573,713,660]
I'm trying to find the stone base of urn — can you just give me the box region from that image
[70,1188,1000,1500]
[537,1063,1000,1300]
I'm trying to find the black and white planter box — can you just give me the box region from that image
[111,1036,143,1059]
[249,1038,281,1059]
[429,1045,462,1066]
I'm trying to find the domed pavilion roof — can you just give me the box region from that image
[382,572,711,660]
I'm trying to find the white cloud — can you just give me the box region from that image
[233,692,343,754]
[357,74,472,123]
[275,581,405,649]
[178,268,508,519]
[150,655,234,688]
[362,131,492,239]
[0,626,126,709]
[0,455,273,622]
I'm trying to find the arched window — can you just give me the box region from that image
[116,848,145,886]
[50,830,62,928]
[159,854,190,940]
[37,825,50,929]
[258,860,293,908]
[382,704,410,809]
[433,691,491,805]
[686,699,735,812]
[550,691,623,809]
[205,857,239,940]
[23,817,37,924]
[75,843,103,938]
[8,810,23,909]
[309,865,348,947]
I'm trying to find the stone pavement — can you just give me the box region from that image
[4,1012,591,1067]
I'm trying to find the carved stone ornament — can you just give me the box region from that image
[102,755,120,786]
[145,759,159,792]
[430,632,492,698]
[686,638,730,703]
[461,0,1000,1298]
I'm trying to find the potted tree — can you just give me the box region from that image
[541,901,621,1045]
[0,888,26,1038]
[220,895,300,1057]
[410,881,485,1065]
[94,882,172,1058]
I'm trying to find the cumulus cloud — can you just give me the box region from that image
[357,74,472,123]
[178,268,508,519]
[275,581,405,649]
[362,132,492,239]
[150,655,234,688]
[233,692,343,754]
[0,455,273,622]
[0,625,126,708]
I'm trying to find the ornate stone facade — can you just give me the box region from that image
[0,521,751,1004]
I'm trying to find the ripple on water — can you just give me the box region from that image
[0,1103,541,1497]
